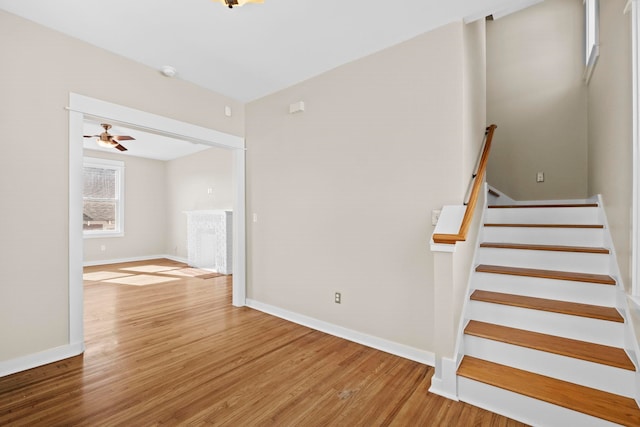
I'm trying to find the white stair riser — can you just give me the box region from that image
[472,273,617,306]
[468,301,625,347]
[485,207,599,224]
[457,377,621,427]
[477,248,610,274]
[482,226,604,247]
[464,335,636,397]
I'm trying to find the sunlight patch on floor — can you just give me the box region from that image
[162,267,215,277]
[83,271,134,281]
[104,274,180,286]
[119,265,182,273]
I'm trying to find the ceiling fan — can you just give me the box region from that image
[212,0,263,8]
[84,123,135,151]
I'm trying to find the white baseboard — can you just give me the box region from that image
[246,299,434,366]
[83,254,188,267]
[162,254,189,264]
[0,341,84,378]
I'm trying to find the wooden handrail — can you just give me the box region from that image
[432,124,497,244]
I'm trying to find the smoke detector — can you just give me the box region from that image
[160,65,177,78]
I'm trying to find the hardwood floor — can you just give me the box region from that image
[0,259,526,426]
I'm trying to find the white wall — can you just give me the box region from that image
[246,22,474,353]
[486,0,588,200]
[165,147,234,259]
[587,0,633,291]
[0,10,242,362]
[83,150,167,262]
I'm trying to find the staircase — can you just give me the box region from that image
[456,194,640,426]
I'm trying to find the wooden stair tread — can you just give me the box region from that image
[464,320,635,370]
[470,290,623,322]
[480,242,609,254]
[484,223,604,228]
[458,356,640,426]
[475,264,616,285]
[488,203,598,209]
[487,188,500,197]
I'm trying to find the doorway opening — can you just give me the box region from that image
[68,93,246,350]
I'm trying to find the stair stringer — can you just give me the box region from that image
[596,194,640,407]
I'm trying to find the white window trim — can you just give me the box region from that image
[584,0,600,84]
[83,156,125,238]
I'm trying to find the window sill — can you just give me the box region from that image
[83,232,124,239]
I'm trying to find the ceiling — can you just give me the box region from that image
[0,0,541,102]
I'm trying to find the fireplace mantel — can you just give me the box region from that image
[184,210,232,274]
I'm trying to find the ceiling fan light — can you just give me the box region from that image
[97,138,116,148]
[237,0,264,5]
[211,0,263,8]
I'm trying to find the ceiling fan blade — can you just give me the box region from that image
[112,135,135,141]
[114,144,128,151]
[83,135,99,138]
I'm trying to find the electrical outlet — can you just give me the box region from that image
[334,292,341,304]
[536,171,544,182]
[100,245,106,252]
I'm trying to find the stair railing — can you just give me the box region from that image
[432,124,497,244]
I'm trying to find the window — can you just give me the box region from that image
[584,0,600,82]
[83,157,124,237]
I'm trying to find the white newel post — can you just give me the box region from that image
[428,185,485,401]
[428,205,466,400]
[430,249,461,400]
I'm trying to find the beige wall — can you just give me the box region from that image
[433,19,487,361]
[166,147,234,259]
[246,22,475,352]
[0,10,243,361]
[457,18,487,346]
[587,0,633,291]
[0,4,490,368]
[463,19,488,185]
[83,147,234,263]
[83,150,167,262]
[486,0,588,200]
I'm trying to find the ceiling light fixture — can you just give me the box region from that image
[96,137,117,149]
[211,0,263,9]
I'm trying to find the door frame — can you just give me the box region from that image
[68,93,246,348]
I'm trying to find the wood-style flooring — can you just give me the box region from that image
[0,259,526,426]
